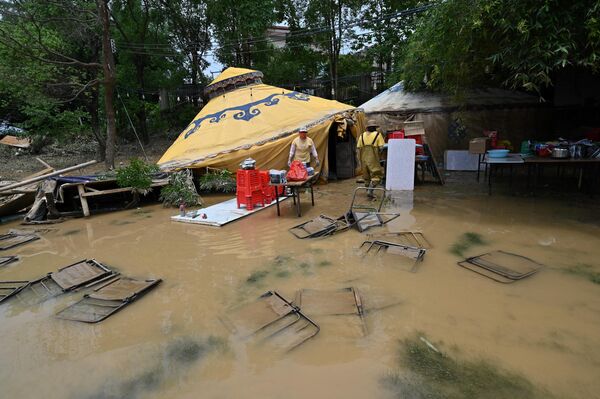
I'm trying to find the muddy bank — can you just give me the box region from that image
[0,137,171,181]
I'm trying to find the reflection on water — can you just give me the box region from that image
[1,178,599,399]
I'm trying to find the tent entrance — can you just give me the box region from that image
[327,122,356,180]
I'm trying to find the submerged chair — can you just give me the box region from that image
[56,276,162,323]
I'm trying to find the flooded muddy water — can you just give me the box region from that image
[1,177,599,398]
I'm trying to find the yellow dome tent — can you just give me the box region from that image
[158,67,365,179]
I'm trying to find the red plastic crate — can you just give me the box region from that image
[388,131,405,140]
[405,135,424,155]
[237,187,265,210]
[258,170,276,203]
[236,169,261,192]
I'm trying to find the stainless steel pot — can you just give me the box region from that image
[552,148,569,159]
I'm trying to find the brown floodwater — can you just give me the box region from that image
[1,176,599,399]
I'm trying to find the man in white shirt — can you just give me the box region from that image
[288,128,320,167]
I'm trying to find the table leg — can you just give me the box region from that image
[310,184,314,206]
[77,184,90,217]
[477,154,482,182]
[295,188,301,217]
[488,164,493,195]
[275,186,280,216]
[509,164,513,188]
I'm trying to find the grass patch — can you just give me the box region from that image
[246,270,269,284]
[275,270,291,278]
[110,219,135,226]
[298,262,310,269]
[62,229,81,236]
[133,209,152,215]
[382,336,546,399]
[450,232,486,257]
[564,264,600,285]
[272,255,292,267]
[84,336,224,399]
[317,260,332,267]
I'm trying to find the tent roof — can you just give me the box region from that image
[360,82,541,114]
[209,67,258,85]
[158,68,356,170]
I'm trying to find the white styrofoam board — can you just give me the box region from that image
[386,139,415,191]
[171,197,287,227]
[444,150,479,171]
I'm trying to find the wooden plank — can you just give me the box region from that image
[80,181,168,198]
[77,184,90,217]
[35,158,52,169]
[0,135,31,148]
[0,160,97,193]
[80,187,132,197]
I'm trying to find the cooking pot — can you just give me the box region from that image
[551,148,569,159]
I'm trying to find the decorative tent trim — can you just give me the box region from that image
[204,71,264,99]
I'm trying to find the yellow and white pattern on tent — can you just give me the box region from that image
[158,81,358,171]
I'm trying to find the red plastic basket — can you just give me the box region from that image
[236,169,261,192]
[388,131,405,140]
[237,187,265,210]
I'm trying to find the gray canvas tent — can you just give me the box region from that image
[360,82,550,160]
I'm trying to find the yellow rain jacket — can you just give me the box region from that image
[357,130,385,184]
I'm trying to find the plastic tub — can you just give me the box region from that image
[487,149,510,158]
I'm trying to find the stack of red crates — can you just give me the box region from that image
[259,170,275,203]
[236,169,265,210]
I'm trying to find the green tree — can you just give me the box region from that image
[0,0,120,168]
[207,0,278,67]
[350,0,421,88]
[158,0,212,107]
[111,0,186,144]
[305,0,361,99]
[396,0,600,97]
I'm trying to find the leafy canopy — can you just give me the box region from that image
[396,0,600,96]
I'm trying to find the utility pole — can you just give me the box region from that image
[98,0,118,169]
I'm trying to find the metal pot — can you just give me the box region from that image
[551,148,569,159]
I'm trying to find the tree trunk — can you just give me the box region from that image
[98,0,117,170]
[135,60,149,144]
[191,51,199,107]
[89,85,106,161]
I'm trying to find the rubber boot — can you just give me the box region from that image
[367,181,376,199]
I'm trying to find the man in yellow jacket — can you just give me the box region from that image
[288,128,320,167]
[357,120,385,197]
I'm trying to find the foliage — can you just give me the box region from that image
[198,169,236,193]
[382,336,545,399]
[565,263,600,285]
[350,0,420,79]
[257,46,326,87]
[449,232,486,257]
[396,0,600,97]
[0,6,94,145]
[304,0,362,98]
[207,0,277,67]
[159,170,201,207]
[115,157,159,193]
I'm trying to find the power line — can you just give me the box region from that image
[115,3,433,56]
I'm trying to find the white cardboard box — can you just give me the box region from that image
[444,150,479,171]
[386,139,415,191]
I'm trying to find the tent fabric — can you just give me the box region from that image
[361,82,550,161]
[361,82,542,114]
[158,67,364,174]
